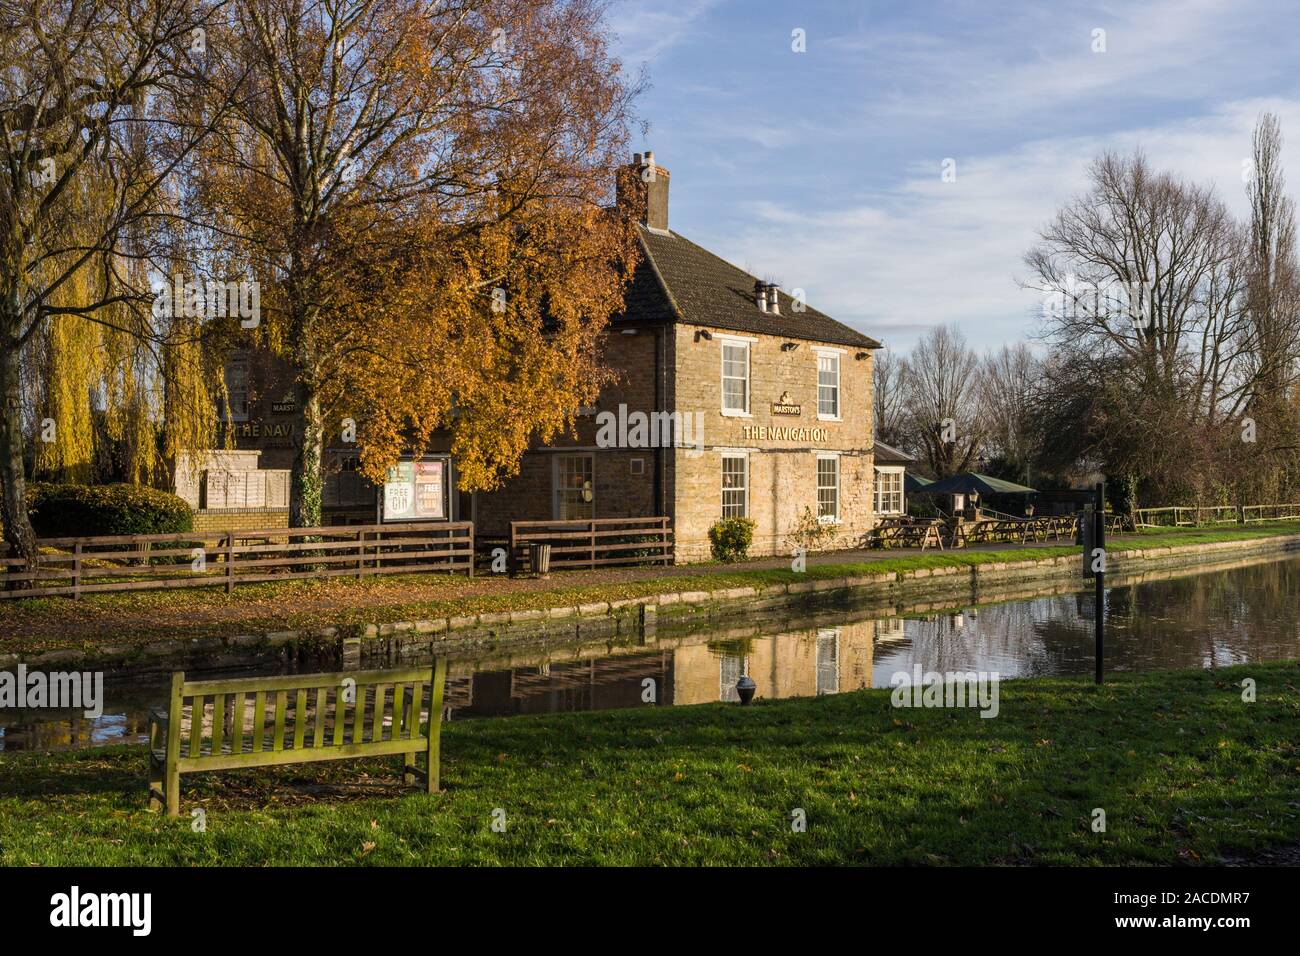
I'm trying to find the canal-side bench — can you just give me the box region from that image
[147,662,448,817]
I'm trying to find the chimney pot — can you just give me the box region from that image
[754,280,767,312]
[633,152,643,165]
[767,284,780,315]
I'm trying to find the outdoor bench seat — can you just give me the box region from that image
[147,662,447,817]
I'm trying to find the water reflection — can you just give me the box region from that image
[5,553,1300,751]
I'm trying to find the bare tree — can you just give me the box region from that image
[901,323,984,477]
[872,346,908,449]
[979,342,1038,481]
[1025,151,1254,501]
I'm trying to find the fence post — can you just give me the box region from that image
[225,532,235,594]
[590,520,596,569]
[72,541,82,600]
[466,523,474,578]
[356,529,365,579]
[1238,504,1246,524]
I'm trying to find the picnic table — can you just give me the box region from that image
[865,516,947,551]
[951,515,1077,547]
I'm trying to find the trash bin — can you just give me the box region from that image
[529,542,552,577]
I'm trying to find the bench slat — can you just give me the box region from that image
[252,692,266,753]
[371,685,387,744]
[273,691,287,751]
[332,690,347,747]
[351,687,366,745]
[190,697,205,758]
[211,694,226,757]
[230,692,245,756]
[313,688,326,749]
[293,689,308,750]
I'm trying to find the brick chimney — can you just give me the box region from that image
[617,150,670,231]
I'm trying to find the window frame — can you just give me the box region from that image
[719,336,753,417]
[721,452,749,518]
[816,453,840,524]
[552,453,595,521]
[220,354,250,423]
[814,347,842,421]
[873,465,905,515]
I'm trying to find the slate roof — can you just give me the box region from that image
[616,225,881,349]
[872,441,914,465]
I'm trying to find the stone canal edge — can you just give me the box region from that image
[8,533,1300,674]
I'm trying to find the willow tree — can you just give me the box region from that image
[191,0,638,526]
[0,0,228,561]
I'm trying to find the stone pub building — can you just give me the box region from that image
[471,153,882,560]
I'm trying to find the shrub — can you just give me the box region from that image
[27,483,194,538]
[708,516,755,562]
[789,506,838,553]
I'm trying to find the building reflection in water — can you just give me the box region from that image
[456,620,876,716]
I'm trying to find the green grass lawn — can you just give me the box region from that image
[4,521,1299,655]
[2,661,1297,865]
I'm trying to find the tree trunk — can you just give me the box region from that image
[288,374,323,529]
[0,326,36,575]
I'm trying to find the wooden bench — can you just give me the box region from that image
[147,663,448,817]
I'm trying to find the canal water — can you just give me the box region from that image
[3,553,1300,751]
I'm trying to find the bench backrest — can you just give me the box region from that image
[168,665,443,766]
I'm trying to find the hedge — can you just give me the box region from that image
[27,483,194,538]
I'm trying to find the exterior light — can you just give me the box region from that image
[855,351,870,360]
[781,342,797,352]
[695,329,713,342]
[736,675,756,705]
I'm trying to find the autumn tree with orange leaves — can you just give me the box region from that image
[189,0,639,526]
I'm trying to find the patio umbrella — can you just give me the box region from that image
[922,472,1037,496]
[905,473,936,494]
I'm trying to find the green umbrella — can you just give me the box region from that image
[923,472,1036,496]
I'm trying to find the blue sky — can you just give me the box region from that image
[606,0,1300,352]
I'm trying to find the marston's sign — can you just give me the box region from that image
[771,391,801,416]
[742,424,829,443]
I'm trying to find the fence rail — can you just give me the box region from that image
[0,521,473,600]
[1241,503,1300,523]
[509,516,673,571]
[1133,503,1300,527]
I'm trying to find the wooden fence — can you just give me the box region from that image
[509,516,673,571]
[0,521,473,600]
[1241,503,1300,523]
[1132,504,1300,527]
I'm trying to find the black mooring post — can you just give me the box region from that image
[1095,481,1105,685]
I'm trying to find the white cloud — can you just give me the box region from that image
[607,0,720,66]
[710,98,1300,352]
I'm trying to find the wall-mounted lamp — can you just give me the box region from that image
[855,351,870,360]
[695,329,713,342]
[780,342,798,352]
